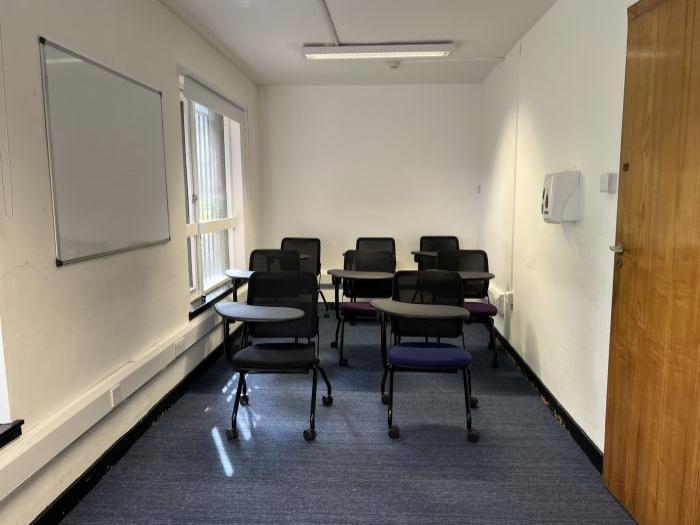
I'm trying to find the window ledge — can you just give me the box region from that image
[0,420,23,450]
[189,281,244,320]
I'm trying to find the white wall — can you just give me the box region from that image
[478,0,631,449]
[478,49,519,335]
[0,1,259,522]
[0,319,9,423]
[260,84,481,271]
[0,0,636,519]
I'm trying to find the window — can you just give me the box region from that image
[181,75,246,301]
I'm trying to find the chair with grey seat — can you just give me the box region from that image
[226,271,332,442]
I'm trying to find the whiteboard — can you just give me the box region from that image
[40,38,170,266]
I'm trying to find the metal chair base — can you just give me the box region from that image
[386,364,479,443]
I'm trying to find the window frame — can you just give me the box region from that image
[180,78,246,304]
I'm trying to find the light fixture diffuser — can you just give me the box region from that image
[302,43,455,60]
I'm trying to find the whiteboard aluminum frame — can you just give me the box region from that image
[39,37,171,267]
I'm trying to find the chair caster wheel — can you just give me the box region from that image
[226,428,238,441]
[339,357,349,367]
[330,341,338,349]
[470,396,479,409]
[467,429,480,443]
[303,429,316,441]
[381,394,390,405]
[240,394,249,406]
[322,395,333,407]
[388,426,400,439]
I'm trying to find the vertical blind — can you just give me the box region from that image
[192,103,228,291]
[193,104,227,222]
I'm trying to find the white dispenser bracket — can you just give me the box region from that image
[541,171,581,223]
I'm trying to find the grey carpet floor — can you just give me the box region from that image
[63,315,631,524]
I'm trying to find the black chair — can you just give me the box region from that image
[249,249,300,271]
[281,237,329,317]
[385,270,478,442]
[436,249,499,366]
[335,249,395,366]
[356,237,396,257]
[417,236,459,269]
[391,270,466,345]
[226,271,332,442]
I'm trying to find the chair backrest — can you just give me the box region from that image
[249,249,300,272]
[246,271,318,339]
[391,270,464,339]
[341,250,395,299]
[352,250,395,299]
[342,250,357,298]
[356,237,396,256]
[418,236,459,269]
[435,249,489,299]
[281,237,321,275]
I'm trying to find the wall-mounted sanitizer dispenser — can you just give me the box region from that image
[541,171,581,223]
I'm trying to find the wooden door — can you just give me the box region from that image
[603,0,700,523]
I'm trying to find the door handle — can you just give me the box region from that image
[610,242,624,254]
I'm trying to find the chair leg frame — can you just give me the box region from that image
[318,365,332,398]
[338,316,347,365]
[241,375,249,405]
[333,317,341,349]
[385,365,478,442]
[381,367,389,402]
[464,316,499,367]
[319,289,330,317]
[487,317,498,367]
[309,367,318,432]
[330,278,341,349]
[228,364,332,441]
[229,372,245,438]
[387,366,396,434]
[462,368,472,431]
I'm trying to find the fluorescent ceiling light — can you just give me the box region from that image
[303,43,455,60]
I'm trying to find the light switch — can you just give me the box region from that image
[600,172,618,193]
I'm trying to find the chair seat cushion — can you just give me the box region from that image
[389,343,472,369]
[231,343,317,370]
[464,301,498,317]
[339,301,375,315]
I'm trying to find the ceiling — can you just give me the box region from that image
[161,0,556,85]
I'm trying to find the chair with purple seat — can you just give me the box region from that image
[335,249,395,366]
[436,249,499,367]
[385,270,479,442]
